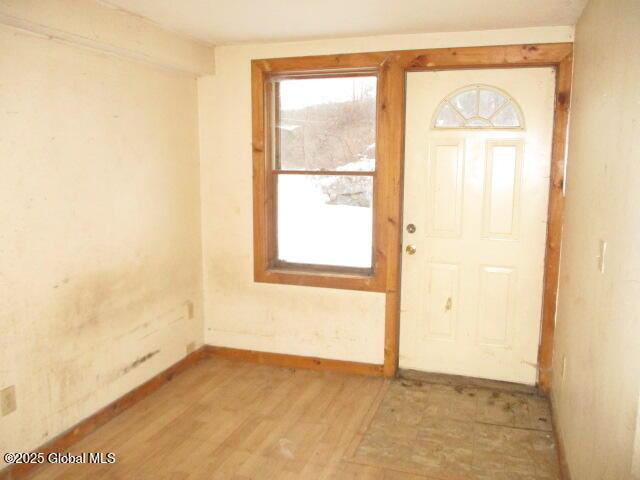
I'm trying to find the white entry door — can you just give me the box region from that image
[399,68,556,385]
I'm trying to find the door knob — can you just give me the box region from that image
[405,244,417,255]
[406,223,416,233]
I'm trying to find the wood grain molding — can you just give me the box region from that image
[252,43,573,390]
[251,57,389,293]
[395,43,573,70]
[538,52,573,393]
[380,56,407,378]
[0,349,205,480]
[204,346,384,377]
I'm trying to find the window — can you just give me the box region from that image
[274,75,376,269]
[253,67,386,291]
[433,85,524,129]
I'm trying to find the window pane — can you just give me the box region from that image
[277,174,373,268]
[479,89,507,117]
[434,103,464,128]
[451,89,478,119]
[492,103,521,127]
[275,76,377,171]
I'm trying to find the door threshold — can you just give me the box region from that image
[398,368,540,396]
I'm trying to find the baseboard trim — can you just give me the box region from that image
[204,345,384,377]
[550,396,572,480]
[0,348,205,480]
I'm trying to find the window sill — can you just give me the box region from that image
[255,263,385,292]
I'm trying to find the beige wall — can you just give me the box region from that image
[0,0,214,75]
[197,26,574,364]
[0,11,207,468]
[551,0,640,478]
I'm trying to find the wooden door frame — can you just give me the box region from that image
[387,44,573,394]
[251,43,573,393]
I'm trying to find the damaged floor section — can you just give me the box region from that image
[26,358,560,479]
[348,375,559,479]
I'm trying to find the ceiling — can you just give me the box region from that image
[101,0,587,46]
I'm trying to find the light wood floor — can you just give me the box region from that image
[27,358,559,479]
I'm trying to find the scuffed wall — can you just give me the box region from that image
[551,0,640,478]
[0,21,204,466]
[197,26,574,365]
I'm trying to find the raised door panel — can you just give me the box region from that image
[426,140,465,238]
[482,140,523,240]
[476,266,517,348]
[421,262,460,341]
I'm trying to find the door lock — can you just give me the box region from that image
[405,244,417,255]
[406,223,416,234]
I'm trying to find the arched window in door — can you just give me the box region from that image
[433,85,525,129]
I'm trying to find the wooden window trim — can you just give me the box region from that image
[252,63,388,292]
[252,43,573,393]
